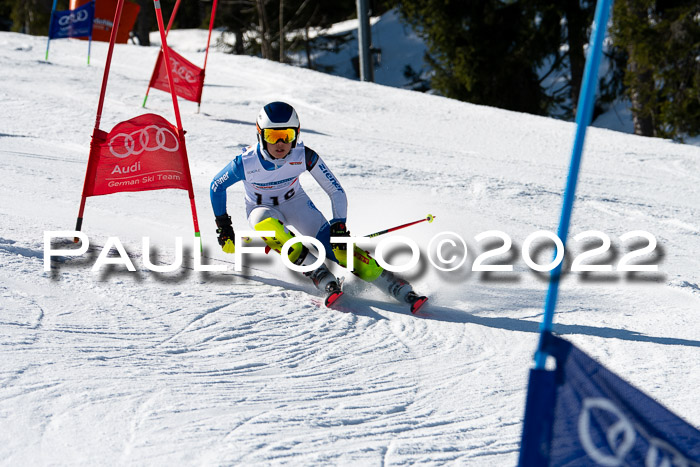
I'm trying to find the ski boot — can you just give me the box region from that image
[324,280,344,307]
[405,291,429,314]
[304,264,343,307]
[253,217,343,307]
[373,270,428,313]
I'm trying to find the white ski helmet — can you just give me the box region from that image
[256,101,300,150]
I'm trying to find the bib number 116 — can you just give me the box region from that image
[255,188,295,206]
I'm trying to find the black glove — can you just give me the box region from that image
[329,221,350,250]
[215,214,236,253]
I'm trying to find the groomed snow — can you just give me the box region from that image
[1,31,699,465]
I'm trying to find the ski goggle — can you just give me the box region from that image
[262,128,297,144]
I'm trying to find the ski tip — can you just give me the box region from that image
[410,296,429,314]
[325,291,344,308]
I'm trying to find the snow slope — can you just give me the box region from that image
[1,32,699,465]
[157,11,698,144]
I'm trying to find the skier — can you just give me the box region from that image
[209,101,427,312]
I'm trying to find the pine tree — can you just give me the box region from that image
[396,0,546,114]
[655,2,700,138]
[393,0,598,116]
[0,0,13,31]
[131,0,204,46]
[8,0,58,35]
[214,0,358,64]
[548,0,595,117]
[131,0,153,46]
[611,0,657,136]
[610,0,699,139]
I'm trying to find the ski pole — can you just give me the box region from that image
[364,214,435,238]
[240,213,436,245]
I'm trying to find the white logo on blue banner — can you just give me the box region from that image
[518,333,700,467]
[578,398,635,466]
[578,397,697,467]
[58,9,89,27]
[49,1,95,40]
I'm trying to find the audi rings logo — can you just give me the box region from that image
[58,10,89,27]
[578,397,693,466]
[578,398,635,466]
[169,58,197,83]
[109,125,179,159]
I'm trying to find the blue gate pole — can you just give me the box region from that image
[534,0,614,369]
[45,0,59,60]
[87,1,95,66]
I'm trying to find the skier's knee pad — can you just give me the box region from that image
[333,245,383,282]
[254,218,307,264]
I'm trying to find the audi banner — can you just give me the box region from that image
[149,46,205,104]
[84,114,191,196]
[519,332,700,466]
[49,1,95,40]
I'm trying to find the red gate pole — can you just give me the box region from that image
[74,0,126,238]
[143,0,181,108]
[198,0,219,112]
[153,0,200,239]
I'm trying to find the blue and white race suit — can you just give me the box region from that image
[210,141,347,260]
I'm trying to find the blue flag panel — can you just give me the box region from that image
[49,1,95,40]
[520,332,700,466]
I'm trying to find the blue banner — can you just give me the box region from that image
[49,1,95,40]
[520,332,700,466]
